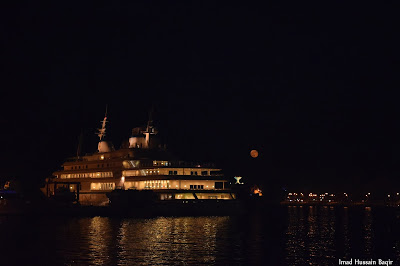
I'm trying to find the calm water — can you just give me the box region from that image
[0,206,399,265]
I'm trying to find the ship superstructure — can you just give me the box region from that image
[43,112,234,206]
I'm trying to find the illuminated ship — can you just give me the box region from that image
[42,110,239,214]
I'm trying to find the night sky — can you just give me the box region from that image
[1,2,399,196]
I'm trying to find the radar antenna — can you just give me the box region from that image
[97,105,108,140]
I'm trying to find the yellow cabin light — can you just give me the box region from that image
[100,155,104,160]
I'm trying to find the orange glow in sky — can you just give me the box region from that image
[250,150,258,158]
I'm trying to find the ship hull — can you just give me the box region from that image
[107,189,244,216]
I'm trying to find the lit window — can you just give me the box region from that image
[91,182,115,190]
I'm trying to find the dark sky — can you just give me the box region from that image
[1,2,399,194]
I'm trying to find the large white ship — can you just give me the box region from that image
[42,111,238,212]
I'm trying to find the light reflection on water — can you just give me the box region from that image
[0,216,234,265]
[285,206,338,265]
[285,205,336,264]
[80,216,229,265]
[112,217,223,265]
[1,206,400,265]
[363,207,374,256]
[342,206,351,259]
[89,216,112,265]
[285,205,400,265]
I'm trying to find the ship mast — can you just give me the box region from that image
[97,105,108,140]
[144,106,155,148]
